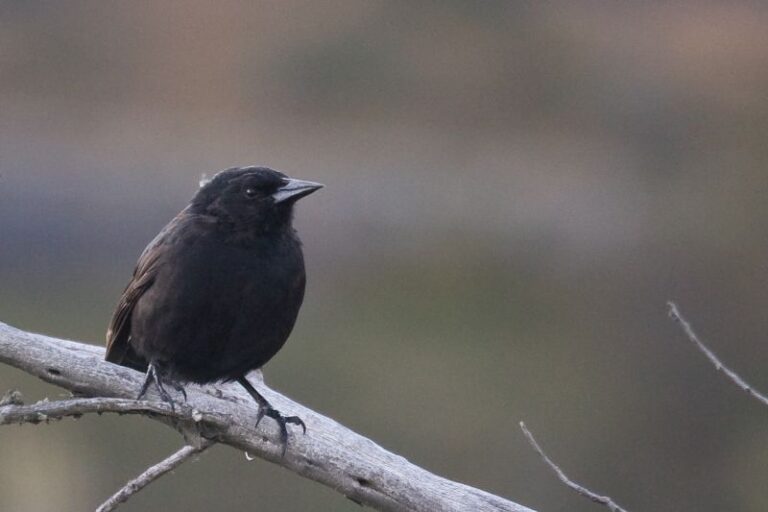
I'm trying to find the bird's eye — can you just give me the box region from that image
[243,187,258,199]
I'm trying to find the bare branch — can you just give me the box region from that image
[0,396,229,429]
[519,422,628,512]
[0,321,534,512]
[95,440,214,512]
[667,301,768,408]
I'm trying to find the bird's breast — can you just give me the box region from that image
[130,231,306,381]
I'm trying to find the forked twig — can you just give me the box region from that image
[0,321,534,512]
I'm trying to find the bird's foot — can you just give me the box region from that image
[237,376,306,457]
[168,381,188,402]
[136,363,186,411]
[255,405,306,457]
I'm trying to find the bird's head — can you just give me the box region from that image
[190,166,323,233]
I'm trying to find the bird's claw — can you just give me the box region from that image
[136,363,186,411]
[169,382,188,402]
[148,381,178,412]
[256,406,306,457]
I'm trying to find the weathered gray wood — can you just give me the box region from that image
[0,321,535,512]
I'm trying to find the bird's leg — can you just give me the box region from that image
[137,364,156,401]
[136,362,180,411]
[236,376,306,457]
[169,381,188,402]
[155,362,188,402]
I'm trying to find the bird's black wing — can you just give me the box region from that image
[105,211,191,371]
[105,246,164,371]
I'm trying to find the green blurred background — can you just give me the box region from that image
[2,2,768,511]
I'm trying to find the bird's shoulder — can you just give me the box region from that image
[138,208,218,260]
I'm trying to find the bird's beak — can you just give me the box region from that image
[272,178,324,204]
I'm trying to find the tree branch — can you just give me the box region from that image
[667,301,768,408]
[519,422,628,512]
[95,441,214,512]
[0,321,534,512]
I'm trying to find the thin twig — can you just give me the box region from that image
[667,301,768,408]
[519,422,629,512]
[0,396,229,429]
[95,440,214,512]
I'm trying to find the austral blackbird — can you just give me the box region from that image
[106,167,322,454]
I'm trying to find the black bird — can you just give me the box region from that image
[106,166,322,453]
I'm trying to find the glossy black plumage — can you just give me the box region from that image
[106,166,322,452]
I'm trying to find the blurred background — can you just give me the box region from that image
[1,2,768,511]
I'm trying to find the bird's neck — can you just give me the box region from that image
[217,220,297,249]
